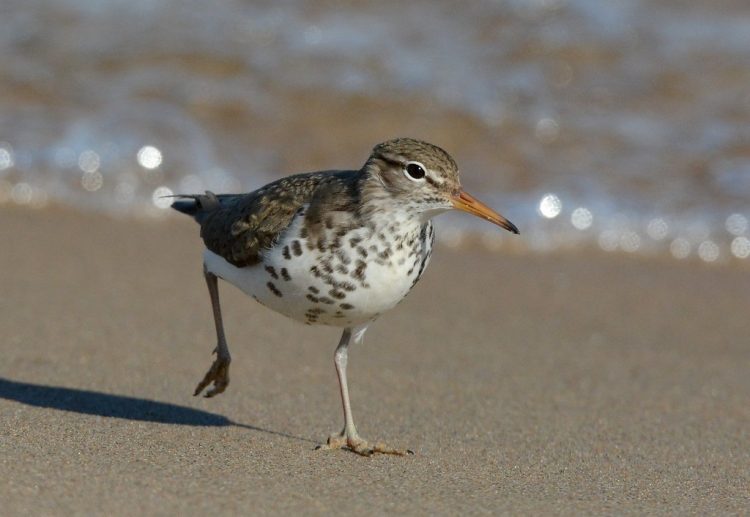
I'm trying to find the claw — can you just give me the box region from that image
[193,354,231,397]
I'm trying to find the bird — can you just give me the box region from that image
[171,138,519,456]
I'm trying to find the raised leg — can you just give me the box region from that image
[321,325,411,456]
[194,265,232,398]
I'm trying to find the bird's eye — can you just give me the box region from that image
[404,162,426,181]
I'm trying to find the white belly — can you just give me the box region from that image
[203,214,433,327]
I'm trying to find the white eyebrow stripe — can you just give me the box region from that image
[425,169,444,185]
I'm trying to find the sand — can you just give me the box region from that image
[1,206,748,515]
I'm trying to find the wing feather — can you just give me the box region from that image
[189,170,358,267]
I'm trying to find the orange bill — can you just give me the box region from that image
[451,190,519,234]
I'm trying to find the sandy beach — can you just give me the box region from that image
[1,206,748,515]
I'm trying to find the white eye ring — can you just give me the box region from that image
[403,161,427,182]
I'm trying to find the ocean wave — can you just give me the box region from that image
[0,0,748,265]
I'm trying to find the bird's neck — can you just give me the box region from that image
[357,172,423,228]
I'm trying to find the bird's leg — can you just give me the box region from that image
[321,325,410,456]
[193,265,232,398]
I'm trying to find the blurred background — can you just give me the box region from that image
[1,0,748,264]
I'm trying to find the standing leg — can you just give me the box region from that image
[334,327,359,439]
[194,264,232,398]
[321,325,410,456]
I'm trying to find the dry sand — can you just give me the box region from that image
[1,207,748,515]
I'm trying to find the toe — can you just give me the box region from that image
[205,372,229,397]
[193,375,211,396]
[371,442,410,456]
[349,438,409,456]
[346,437,375,457]
[193,358,230,397]
[204,381,227,398]
[320,432,346,450]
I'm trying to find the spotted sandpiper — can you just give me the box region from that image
[171,138,519,456]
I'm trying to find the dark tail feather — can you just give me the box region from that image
[168,191,221,222]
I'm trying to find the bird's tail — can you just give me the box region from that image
[168,191,221,222]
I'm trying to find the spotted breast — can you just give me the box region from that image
[203,205,434,327]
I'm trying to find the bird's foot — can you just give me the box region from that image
[193,349,231,398]
[318,431,413,457]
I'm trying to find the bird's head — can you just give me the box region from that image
[363,138,519,234]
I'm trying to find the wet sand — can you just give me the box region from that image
[1,207,748,515]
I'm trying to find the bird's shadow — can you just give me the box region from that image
[0,377,316,444]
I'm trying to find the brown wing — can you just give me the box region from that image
[195,170,358,267]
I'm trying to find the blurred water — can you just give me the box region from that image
[1,0,749,264]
